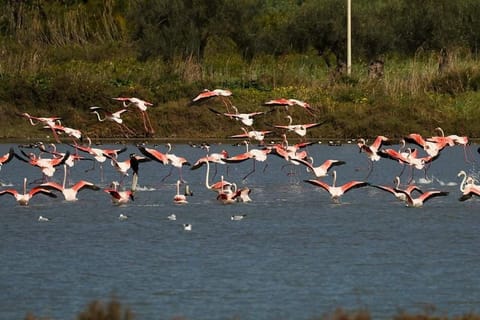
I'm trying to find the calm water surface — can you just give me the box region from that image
[1,142,480,319]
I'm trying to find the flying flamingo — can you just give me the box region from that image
[273,115,325,139]
[104,181,135,205]
[304,170,370,203]
[356,135,390,177]
[39,165,100,201]
[395,189,449,208]
[113,97,155,135]
[370,176,423,202]
[190,146,228,178]
[14,149,70,181]
[46,121,82,142]
[223,141,271,180]
[289,157,346,178]
[107,152,151,184]
[264,98,315,115]
[457,170,480,201]
[191,88,233,112]
[0,147,14,171]
[90,106,136,137]
[138,143,190,182]
[18,112,62,143]
[0,177,57,206]
[230,127,273,145]
[174,180,188,204]
[208,106,270,127]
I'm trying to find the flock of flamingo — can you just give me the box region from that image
[1,88,479,224]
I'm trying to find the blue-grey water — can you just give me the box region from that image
[1,141,480,320]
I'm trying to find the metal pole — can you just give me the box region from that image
[347,0,352,75]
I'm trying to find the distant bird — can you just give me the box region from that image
[231,214,247,221]
[0,177,57,206]
[38,215,50,222]
[208,106,269,127]
[174,180,188,204]
[183,223,192,231]
[304,170,370,203]
[264,98,315,115]
[118,214,129,220]
[167,214,177,221]
[113,97,155,135]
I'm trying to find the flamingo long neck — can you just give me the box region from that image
[332,171,337,187]
[436,127,445,137]
[166,143,172,154]
[395,176,401,189]
[176,180,181,196]
[459,172,467,192]
[205,160,212,189]
[287,116,293,126]
[62,164,67,189]
[87,137,92,148]
[93,111,105,122]
[23,177,27,194]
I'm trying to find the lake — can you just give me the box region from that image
[1,141,479,320]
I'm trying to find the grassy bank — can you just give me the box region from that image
[1,44,480,142]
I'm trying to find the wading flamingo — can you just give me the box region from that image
[174,180,188,204]
[457,170,480,201]
[104,181,135,205]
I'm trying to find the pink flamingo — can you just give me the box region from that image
[174,180,188,204]
[223,141,271,180]
[304,170,370,203]
[0,177,57,206]
[208,106,269,127]
[90,106,136,137]
[191,88,233,112]
[264,98,315,115]
[113,97,155,135]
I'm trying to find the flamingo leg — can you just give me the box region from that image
[242,159,256,180]
[161,166,174,182]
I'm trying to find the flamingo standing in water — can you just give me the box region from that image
[90,106,136,137]
[0,177,57,206]
[40,165,100,201]
[113,97,155,135]
[201,159,233,193]
[304,170,370,203]
[457,170,480,201]
[174,180,188,204]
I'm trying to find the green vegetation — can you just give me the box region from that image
[1,1,479,141]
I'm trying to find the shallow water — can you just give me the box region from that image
[1,142,480,319]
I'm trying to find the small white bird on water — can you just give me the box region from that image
[167,214,177,221]
[38,215,50,222]
[183,223,192,231]
[118,213,129,220]
[231,214,247,221]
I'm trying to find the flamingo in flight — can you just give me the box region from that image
[223,141,271,180]
[356,135,390,178]
[138,143,190,182]
[264,98,315,115]
[191,88,233,112]
[396,189,449,208]
[40,165,100,201]
[90,106,136,137]
[370,176,423,202]
[113,97,155,135]
[208,106,270,127]
[289,157,346,178]
[174,180,188,204]
[304,170,370,203]
[0,177,57,206]
[457,170,480,201]
[18,113,63,143]
[273,115,325,139]
[0,147,14,171]
[14,149,70,181]
[190,146,228,178]
[108,153,152,185]
[46,121,82,142]
[230,127,273,145]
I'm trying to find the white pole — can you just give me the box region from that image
[347,0,352,75]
